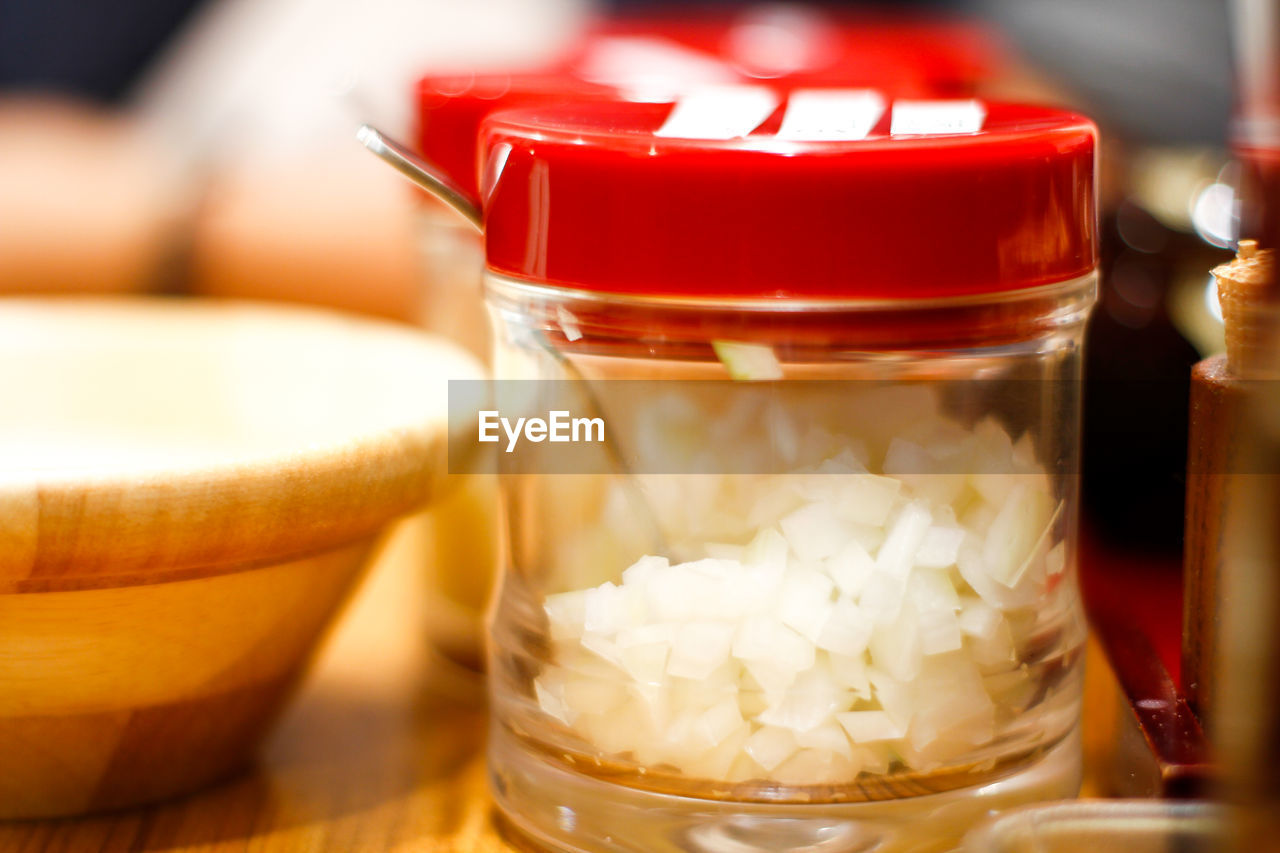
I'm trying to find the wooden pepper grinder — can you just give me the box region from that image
[1184,241,1275,725]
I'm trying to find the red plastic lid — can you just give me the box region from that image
[478,96,1097,300]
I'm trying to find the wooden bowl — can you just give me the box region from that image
[0,298,478,818]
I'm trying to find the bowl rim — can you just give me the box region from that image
[0,297,478,590]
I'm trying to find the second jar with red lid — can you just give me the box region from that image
[474,92,1098,853]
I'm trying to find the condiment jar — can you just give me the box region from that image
[468,93,1098,853]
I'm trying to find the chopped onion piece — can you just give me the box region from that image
[777,567,836,642]
[544,589,589,641]
[829,652,872,696]
[622,555,670,587]
[668,622,736,680]
[876,501,933,576]
[535,675,575,726]
[837,710,906,743]
[796,719,855,759]
[744,725,799,771]
[757,668,846,733]
[816,599,872,656]
[869,604,923,681]
[732,615,815,673]
[917,607,964,655]
[712,340,784,381]
[781,502,852,562]
[825,539,876,598]
[915,525,965,569]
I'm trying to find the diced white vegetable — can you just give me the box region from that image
[695,698,745,748]
[837,710,906,743]
[825,539,876,598]
[757,667,846,733]
[958,599,1016,668]
[959,500,999,536]
[745,526,790,570]
[535,674,575,726]
[729,561,787,619]
[663,709,702,759]
[771,748,859,785]
[917,607,963,656]
[915,526,965,569]
[732,616,816,673]
[622,555,670,587]
[616,623,676,648]
[796,719,854,759]
[829,652,872,696]
[620,639,670,685]
[726,752,768,783]
[533,405,1064,783]
[704,543,746,561]
[685,557,738,580]
[583,582,640,634]
[644,567,703,622]
[744,725,799,771]
[957,540,1038,610]
[780,502,852,562]
[668,622,736,680]
[846,522,887,554]
[957,597,1000,638]
[883,437,933,477]
[742,658,797,699]
[868,667,915,731]
[777,567,835,642]
[859,572,908,625]
[628,682,672,731]
[876,501,933,576]
[561,675,627,717]
[555,645,626,679]
[984,666,1036,711]
[544,589,589,641]
[816,599,872,656]
[968,419,1018,505]
[903,653,995,755]
[712,340,784,381]
[983,483,1050,587]
[581,632,624,668]
[908,569,961,612]
[853,743,892,775]
[748,487,807,528]
[682,723,751,779]
[869,604,922,681]
[827,474,902,527]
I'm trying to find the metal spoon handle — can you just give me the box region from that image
[356,124,483,233]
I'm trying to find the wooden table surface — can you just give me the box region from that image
[1,516,1123,853]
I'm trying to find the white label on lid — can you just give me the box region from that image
[656,85,780,140]
[890,100,987,136]
[777,89,886,141]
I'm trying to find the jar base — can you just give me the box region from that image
[488,723,1082,853]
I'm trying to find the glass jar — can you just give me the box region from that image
[474,96,1097,852]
